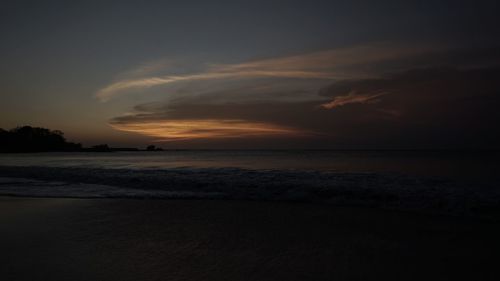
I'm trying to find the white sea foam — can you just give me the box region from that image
[0,177,224,199]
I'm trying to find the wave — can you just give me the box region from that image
[1,166,499,218]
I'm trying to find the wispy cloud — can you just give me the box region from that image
[211,43,435,72]
[96,70,337,102]
[320,90,388,109]
[96,42,439,102]
[110,119,303,141]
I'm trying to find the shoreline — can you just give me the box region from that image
[1,165,500,219]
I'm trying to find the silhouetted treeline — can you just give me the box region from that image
[0,126,162,153]
[0,126,82,152]
[146,145,164,151]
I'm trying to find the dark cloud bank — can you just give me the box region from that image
[110,65,500,149]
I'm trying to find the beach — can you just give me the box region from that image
[1,152,499,280]
[1,196,499,281]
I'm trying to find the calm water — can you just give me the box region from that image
[0,150,498,183]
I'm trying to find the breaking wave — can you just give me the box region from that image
[1,166,499,218]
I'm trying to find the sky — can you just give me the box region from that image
[1,0,499,149]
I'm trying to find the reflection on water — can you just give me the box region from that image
[0,150,498,183]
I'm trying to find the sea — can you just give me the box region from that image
[0,150,498,180]
[0,150,499,216]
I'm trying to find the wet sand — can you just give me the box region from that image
[1,197,499,281]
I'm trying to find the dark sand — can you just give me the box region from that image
[1,197,499,281]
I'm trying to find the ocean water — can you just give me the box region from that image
[1,150,499,216]
[0,150,498,181]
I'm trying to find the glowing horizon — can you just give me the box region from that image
[109,119,304,141]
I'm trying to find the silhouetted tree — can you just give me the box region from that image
[0,126,82,152]
[146,145,163,151]
[90,144,111,152]
[0,129,8,151]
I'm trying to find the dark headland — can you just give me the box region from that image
[0,126,161,152]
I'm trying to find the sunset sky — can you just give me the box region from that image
[1,0,499,148]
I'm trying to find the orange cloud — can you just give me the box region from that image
[96,42,439,101]
[110,119,303,141]
[320,91,388,109]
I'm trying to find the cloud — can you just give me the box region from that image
[98,43,500,148]
[108,66,500,148]
[110,119,304,141]
[314,67,500,147]
[96,42,442,102]
[320,90,388,109]
[96,70,337,102]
